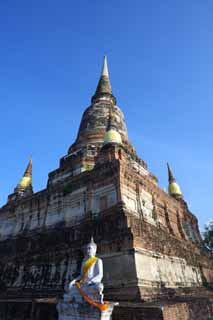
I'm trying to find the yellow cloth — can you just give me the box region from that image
[80,256,97,283]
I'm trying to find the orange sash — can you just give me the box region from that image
[76,256,109,311]
[76,282,109,311]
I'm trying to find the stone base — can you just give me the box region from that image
[57,300,117,320]
[0,291,212,320]
[112,297,213,320]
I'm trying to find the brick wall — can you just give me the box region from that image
[112,299,213,320]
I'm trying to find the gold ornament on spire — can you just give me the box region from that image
[104,107,122,145]
[167,163,182,199]
[15,158,33,193]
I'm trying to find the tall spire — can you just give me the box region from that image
[167,163,182,199]
[167,163,176,183]
[15,158,33,195]
[91,56,116,104]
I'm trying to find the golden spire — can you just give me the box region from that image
[15,157,33,194]
[167,163,182,199]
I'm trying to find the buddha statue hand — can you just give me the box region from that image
[69,279,77,290]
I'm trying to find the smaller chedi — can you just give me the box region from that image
[57,237,118,320]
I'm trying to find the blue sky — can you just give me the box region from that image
[0,1,212,231]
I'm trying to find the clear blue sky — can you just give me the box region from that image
[0,1,212,231]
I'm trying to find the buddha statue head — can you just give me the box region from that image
[85,237,97,258]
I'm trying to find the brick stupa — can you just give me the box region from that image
[0,57,212,320]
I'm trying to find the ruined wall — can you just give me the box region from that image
[0,204,134,301]
[120,158,201,245]
[0,161,134,300]
[0,160,120,240]
[135,248,202,288]
[117,154,213,295]
[0,146,212,312]
[125,214,213,300]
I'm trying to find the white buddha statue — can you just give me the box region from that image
[64,237,106,308]
[57,237,118,319]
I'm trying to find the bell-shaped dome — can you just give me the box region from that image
[104,128,122,145]
[18,176,31,189]
[168,181,182,197]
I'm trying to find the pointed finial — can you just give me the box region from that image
[167,163,182,199]
[102,56,109,77]
[167,163,176,183]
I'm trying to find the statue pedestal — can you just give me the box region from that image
[57,300,118,320]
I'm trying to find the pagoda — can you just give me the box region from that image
[0,57,212,320]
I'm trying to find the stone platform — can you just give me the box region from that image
[0,293,213,320]
[57,300,117,320]
[113,297,213,320]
